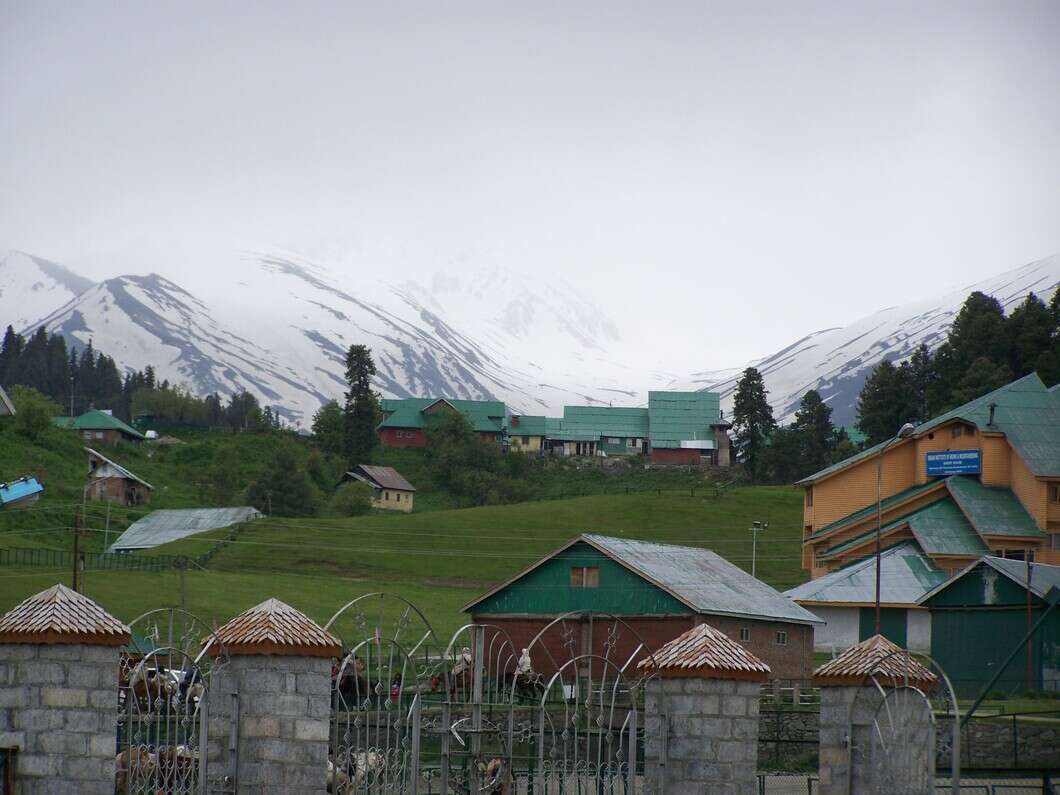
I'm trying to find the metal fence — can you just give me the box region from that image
[0,546,194,571]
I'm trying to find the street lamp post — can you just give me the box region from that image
[751,520,768,578]
[875,422,916,635]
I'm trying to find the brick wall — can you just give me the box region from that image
[378,428,427,448]
[0,642,119,794]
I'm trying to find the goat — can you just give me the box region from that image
[128,662,176,712]
[115,747,157,793]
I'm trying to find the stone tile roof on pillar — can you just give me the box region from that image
[813,634,937,688]
[0,583,131,645]
[207,597,342,657]
[637,622,771,681]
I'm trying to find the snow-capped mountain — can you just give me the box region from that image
[674,254,1060,426]
[14,249,667,425]
[0,251,95,330]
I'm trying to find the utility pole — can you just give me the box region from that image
[102,502,111,552]
[71,511,88,593]
[750,521,768,578]
[177,557,188,614]
[1026,556,1034,691]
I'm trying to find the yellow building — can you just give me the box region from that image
[507,415,546,452]
[341,465,416,513]
[798,374,1060,579]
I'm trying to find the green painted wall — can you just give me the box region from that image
[926,565,1037,608]
[599,437,640,455]
[858,607,907,648]
[471,542,690,616]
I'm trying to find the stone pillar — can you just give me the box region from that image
[814,634,937,795]
[641,623,769,795]
[207,598,341,794]
[0,583,130,794]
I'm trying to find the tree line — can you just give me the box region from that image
[731,288,1059,483]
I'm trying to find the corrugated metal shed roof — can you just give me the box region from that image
[637,622,771,681]
[0,385,15,416]
[798,373,1060,484]
[207,598,341,657]
[0,583,130,645]
[813,633,937,686]
[820,498,989,559]
[508,415,548,436]
[345,465,416,492]
[584,535,823,625]
[811,480,944,539]
[647,391,721,449]
[0,477,44,507]
[786,542,947,605]
[109,506,263,551]
[561,406,649,439]
[947,475,1045,538]
[919,556,1060,604]
[85,447,153,490]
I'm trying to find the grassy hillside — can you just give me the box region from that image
[0,485,806,641]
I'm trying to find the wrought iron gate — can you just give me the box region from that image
[118,608,226,794]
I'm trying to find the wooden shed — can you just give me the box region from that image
[84,447,153,506]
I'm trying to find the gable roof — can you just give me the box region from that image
[378,397,506,433]
[508,415,548,436]
[345,465,416,492]
[919,556,1060,605]
[785,542,947,605]
[0,386,15,416]
[946,476,1044,538]
[0,583,130,645]
[797,373,1060,485]
[56,409,144,439]
[84,447,153,490]
[0,477,44,507]
[648,391,721,449]
[464,534,822,625]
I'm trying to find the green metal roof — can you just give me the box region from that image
[919,556,1060,606]
[786,542,947,605]
[377,397,506,433]
[54,409,144,439]
[647,391,721,449]
[841,425,868,446]
[945,475,1044,538]
[811,479,945,539]
[797,372,1060,484]
[821,497,989,559]
[507,415,547,436]
[561,406,649,439]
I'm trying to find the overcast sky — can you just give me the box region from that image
[2,1,1058,372]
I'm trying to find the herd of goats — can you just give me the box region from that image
[112,649,548,794]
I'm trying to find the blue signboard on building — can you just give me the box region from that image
[926,450,981,477]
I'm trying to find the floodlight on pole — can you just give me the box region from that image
[751,520,768,578]
[875,422,916,635]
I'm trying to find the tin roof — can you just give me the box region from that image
[0,386,15,416]
[919,556,1060,605]
[813,633,937,687]
[0,583,131,645]
[786,542,947,606]
[561,406,650,440]
[109,506,263,552]
[344,465,416,492]
[84,447,153,490]
[647,391,722,449]
[797,373,1060,485]
[0,476,44,506]
[637,622,771,681]
[208,598,341,657]
[465,534,823,625]
[810,480,944,540]
[508,415,548,436]
[946,476,1044,538]
[378,397,506,434]
[55,409,144,439]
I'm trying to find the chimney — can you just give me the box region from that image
[988,402,997,427]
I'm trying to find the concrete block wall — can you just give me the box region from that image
[208,654,332,794]
[645,677,762,795]
[0,642,118,794]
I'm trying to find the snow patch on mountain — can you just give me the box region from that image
[0,251,95,330]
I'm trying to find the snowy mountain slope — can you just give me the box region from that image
[0,250,95,330]
[675,254,1060,426]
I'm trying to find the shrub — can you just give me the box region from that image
[329,481,375,516]
[8,386,59,442]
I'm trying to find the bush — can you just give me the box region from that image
[8,386,59,442]
[329,481,375,516]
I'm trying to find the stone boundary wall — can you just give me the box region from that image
[0,643,117,794]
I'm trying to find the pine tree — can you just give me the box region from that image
[1005,293,1054,379]
[856,360,916,445]
[19,328,50,393]
[1034,289,1060,386]
[731,367,776,480]
[949,357,1012,406]
[343,345,379,466]
[0,326,24,384]
[45,333,70,409]
[933,291,1009,401]
[792,390,834,476]
[311,400,346,457]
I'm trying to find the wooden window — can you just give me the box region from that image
[951,424,963,438]
[570,567,600,588]
[384,491,390,501]
[774,631,788,646]
[522,435,530,444]
[395,493,401,502]
[805,488,813,507]
[739,627,751,642]
[1050,484,1060,503]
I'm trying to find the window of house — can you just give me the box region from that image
[774,631,788,646]
[1051,534,1060,551]
[607,437,620,445]
[522,435,530,444]
[739,627,751,642]
[1002,548,1034,562]
[805,488,813,508]
[951,425,963,438]
[395,493,401,502]
[95,431,104,439]
[384,491,390,501]
[627,438,638,447]
[1050,484,1060,503]
[570,566,600,588]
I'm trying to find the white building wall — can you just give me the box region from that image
[808,606,860,653]
[906,609,932,653]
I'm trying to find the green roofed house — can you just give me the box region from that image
[545,406,650,458]
[465,533,822,680]
[647,391,732,465]
[919,556,1060,695]
[378,397,507,448]
[54,409,145,446]
[507,414,548,453]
